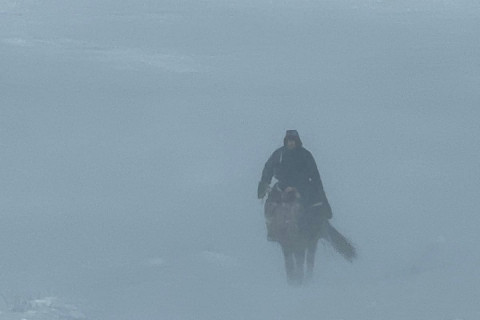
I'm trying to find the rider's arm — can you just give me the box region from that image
[306,151,330,203]
[258,149,280,199]
[261,148,280,184]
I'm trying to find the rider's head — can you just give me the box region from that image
[286,139,296,150]
[284,130,302,149]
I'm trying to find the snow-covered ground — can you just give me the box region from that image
[1,1,480,319]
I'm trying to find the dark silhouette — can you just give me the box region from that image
[259,131,356,285]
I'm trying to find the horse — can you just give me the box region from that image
[264,185,356,285]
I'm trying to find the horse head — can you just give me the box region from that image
[281,187,300,203]
[266,185,300,204]
[264,185,303,245]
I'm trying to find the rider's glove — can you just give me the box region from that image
[257,181,270,199]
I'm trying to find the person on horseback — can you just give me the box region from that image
[258,130,332,222]
[259,131,355,284]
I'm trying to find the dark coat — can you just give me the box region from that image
[261,146,332,218]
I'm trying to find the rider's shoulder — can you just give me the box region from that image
[299,147,316,160]
[269,146,286,161]
[299,146,312,155]
[272,146,285,154]
[266,147,283,161]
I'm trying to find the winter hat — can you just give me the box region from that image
[283,130,303,147]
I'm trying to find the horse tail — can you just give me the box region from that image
[321,221,357,262]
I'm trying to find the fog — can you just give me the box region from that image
[1,0,479,319]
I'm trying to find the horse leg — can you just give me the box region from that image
[293,248,306,285]
[282,245,295,284]
[305,237,319,283]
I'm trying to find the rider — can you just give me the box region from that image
[258,130,332,221]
